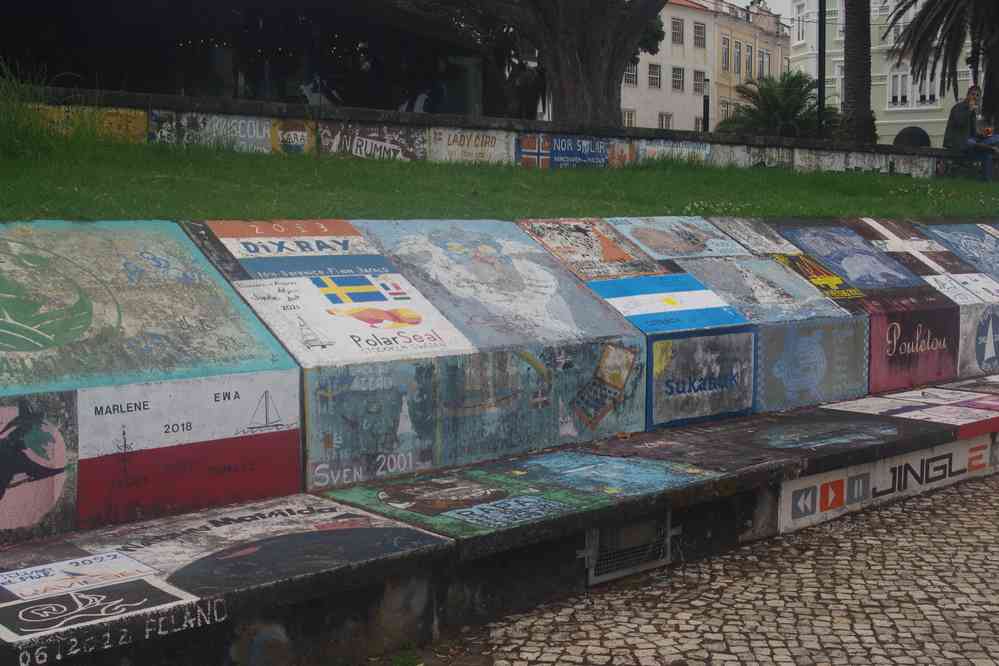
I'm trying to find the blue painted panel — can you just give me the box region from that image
[917,223,999,281]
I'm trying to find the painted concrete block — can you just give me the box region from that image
[37,105,147,143]
[353,219,637,348]
[636,139,711,163]
[328,451,718,539]
[608,216,751,260]
[515,134,610,169]
[649,328,755,427]
[958,303,999,379]
[518,218,663,281]
[148,109,177,144]
[917,223,999,282]
[175,113,273,153]
[747,145,794,169]
[429,128,515,164]
[270,118,316,155]
[942,374,999,395]
[0,495,447,661]
[793,148,847,173]
[706,144,750,169]
[754,316,869,412]
[771,252,866,300]
[0,220,299,540]
[708,218,801,256]
[779,436,992,533]
[319,122,428,161]
[827,387,999,438]
[675,256,847,323]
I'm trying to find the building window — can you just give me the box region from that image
[694,22,707,48]
[795,3,806,42]
[672,66,685,92]
[624,63,638,86]
[734,42,742,76]
[695,117,705,132]
[764,50,772,76]
[721,101,734,120]
[785,56,791,73]
[658,112,673,129]
[759,49,765,77]
[693,70,706,95]
[649,63,662,89]
[722,37,731,72]
[672,18,685,45]
[622,109,637,127]
[888,66,939,108]
[746,45,753,78]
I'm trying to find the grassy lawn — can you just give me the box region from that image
[2,140,998,221]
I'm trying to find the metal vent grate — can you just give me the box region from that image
[585,512,679,586]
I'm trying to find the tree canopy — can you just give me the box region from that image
[715,71,840,139]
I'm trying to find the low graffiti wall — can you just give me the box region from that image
[32,86,954,178]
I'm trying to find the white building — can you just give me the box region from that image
[622,0,789,131]
[789,0,973,146]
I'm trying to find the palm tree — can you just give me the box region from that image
[715,71,840,138]
[888,0,999,123]
[842,0,878,143]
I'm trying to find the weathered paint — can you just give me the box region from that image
[353,219,637,348]
[636,139,711,163]
[608,139,638,167]
[675,256,847,323]
[75,370,301,529]
[771,253,865,300]
[0,393,77,546]
[517,218,662,281]
[270,118,316,155]
[36,105,147,143]
[779,436,992,533]
[429,128,515,164]
[649,328,755,427]
[917,223,999,282]
[942,374,999,394]
[515,134,610,169]
[587,274,747,334]
[0,221,293,397]
[174,113,273,153]
[707,218,801,255]
[957,303,999,379]
[319,122,428,161]
[608,217,750,260]
[754,316,869,412]
[827,387,999,438]
[305,339,646,491]
[793,148,847,173]
[747,146,794,169]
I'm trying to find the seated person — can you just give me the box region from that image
[944,85,999,182]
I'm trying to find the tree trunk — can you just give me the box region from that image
[841,0,877,143]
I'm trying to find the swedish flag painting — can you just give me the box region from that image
[311,276,387,304]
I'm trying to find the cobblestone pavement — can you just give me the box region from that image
[416,474,999,666]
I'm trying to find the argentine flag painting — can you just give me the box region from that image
[588,274,747,334]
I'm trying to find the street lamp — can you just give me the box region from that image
[703,76,711,131]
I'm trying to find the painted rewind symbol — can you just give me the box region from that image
[790,486,817,519]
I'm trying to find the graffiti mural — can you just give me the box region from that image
[0,221,292,398]
[320,122,428,161]
[650,329,755,426]
[270,119,315,155]
[37,106,147,143]
[708,218,801,255]
[517,218,662,281]
[429,128,516,164]
[636,140,710,163]
[608,217,750,260]
[515,134,610,169]
[755,316,869,412]
[354,219,636,348]
[0,393,77,546]
[587,274,747,334]
[174,113,272,153]
[917,223,999,282]
[675,257,847,323]
[772,253,865,300]
[778,223,924,290]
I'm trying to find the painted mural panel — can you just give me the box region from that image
[0,221,293,398]
[917,223,999,282]
[515,134,610,169]
[148,109,177,144]
[707,218,801,255]
[270,118,316,155]
[772,253,865,300]
[608,139,638,167]
[0,393,77,546]
[37,105,147,143]
[675,256,847,323]
[942,374,999,395]
[650,329,755,426]
[176,113,272,153]
[958,303,999,379]
[517,218,663,281]
[755,316,869,412]
[353,219,635,348]
[305,338,646,491]
[429,128,516,164]
[75,370,301,529]
[608,217,750,260]
[779,437,992,533]
[636,139,711,163]
[587,274,747,334]
[778,224,924,290]
[319,122,428,161]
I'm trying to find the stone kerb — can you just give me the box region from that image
[185,219,647,494]
[0,220,301,547]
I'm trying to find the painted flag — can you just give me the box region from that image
[311,276,387,304]
[588,274,747,333]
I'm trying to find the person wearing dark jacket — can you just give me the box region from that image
[944,86,999,182]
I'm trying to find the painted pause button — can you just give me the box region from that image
[790,473,871,520]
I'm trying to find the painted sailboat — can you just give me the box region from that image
[239,391,292,435]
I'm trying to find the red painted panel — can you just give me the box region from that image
[77,431,301,529]
[867,305,959,394]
